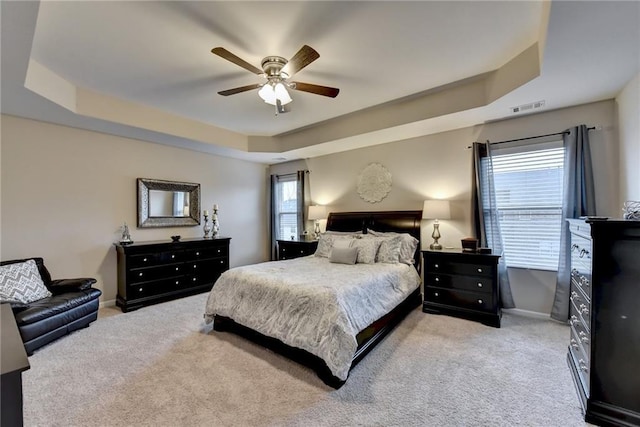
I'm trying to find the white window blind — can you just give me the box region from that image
[482,145,564,271]
[275,177,299,240]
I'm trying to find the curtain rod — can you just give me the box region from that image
[467,126,596,149]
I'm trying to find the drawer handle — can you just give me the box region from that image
[434,277,440,282]
[579,304,589,316]
[171,254,175,259]
[579,331,589,344]
[196,252,200,256]
[570,315,579,326]
[193,277,197,282]
[175,267,179,271]
[193,265,197,269]
[139,272,143,277]
[434,264,439,269]
[143,258,148,262]
[571,244,579,252]
[478,299,483,304]
[571,268,578,277]
[578,359,588,373]
[477,282,483,288]
[300,250,304,254]
[579,249,590,259]
[434,292,439,297]
[477,268,483,273]
[217,249,221,253]
[175,280,179,285]
[570,338,579,349]
[220,260,224,264]
[138,287,143,292]
[282,248,287,252]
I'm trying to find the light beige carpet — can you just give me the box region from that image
[22,293,589,426]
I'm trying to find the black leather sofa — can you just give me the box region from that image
[1,258,102,355]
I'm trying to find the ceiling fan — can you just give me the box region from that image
[211,45,340,114]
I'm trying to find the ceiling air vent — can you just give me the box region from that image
[511,100,545,114]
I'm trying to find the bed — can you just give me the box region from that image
[204,210,423,388]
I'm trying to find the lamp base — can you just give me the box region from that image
[430,242,443,250]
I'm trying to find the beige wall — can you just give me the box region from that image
[273,100,618,315]
[616,72,640,203]
[1,115,268,304]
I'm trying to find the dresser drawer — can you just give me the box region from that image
[424,287,494,312]
[128,250,184,268]
[569,323,590,393]
[127,277,187,300]
[128,263,185,284]
[426,258,495,278]
[185,245,228,260]
[425,273,492,294]
[570,286,590,332]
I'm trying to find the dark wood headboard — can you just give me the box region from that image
[326,210,422,268]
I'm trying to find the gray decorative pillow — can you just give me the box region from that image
[314,234,354,258]
[0,259,52,303]
[376,235,404,264]
[329,247,358,265]
[350,237,382,264]
[367,230,419,264]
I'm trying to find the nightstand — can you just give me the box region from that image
[277,239,318,260]
[422,249,501,328]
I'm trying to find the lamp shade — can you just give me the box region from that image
[308,205,327,220]
[422,200,451,220]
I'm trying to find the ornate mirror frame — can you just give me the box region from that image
[137,178,201,228]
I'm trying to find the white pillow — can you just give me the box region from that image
[329,247,358,265]
[0,260,52,303]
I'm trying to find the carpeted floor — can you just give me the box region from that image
[22,293,590,426]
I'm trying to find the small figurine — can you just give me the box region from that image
[120,222,133,245]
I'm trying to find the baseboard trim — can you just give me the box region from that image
[99,299,116,308]
[503,308,551,320]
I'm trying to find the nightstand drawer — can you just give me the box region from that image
[425,273,493,293]
[277,240,318,260]
[425,287,494,312]
[426,258,495,277]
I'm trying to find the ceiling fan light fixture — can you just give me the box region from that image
[274,82,292,105]
[258,83,276,105]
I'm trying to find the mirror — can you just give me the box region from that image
[137,178,201,228]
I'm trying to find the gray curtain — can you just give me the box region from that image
[471,142,515,309]
[551,125,596,321]
[295,170,306,239]
[269,174,278,260]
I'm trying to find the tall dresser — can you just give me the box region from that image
[115,237,230,312]
[567,219,640,427]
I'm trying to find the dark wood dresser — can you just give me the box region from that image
[1,303,30,427]
[277,239,318,260]
[422,249,501,327]
[115,237,230,312]
[567,218,640,426]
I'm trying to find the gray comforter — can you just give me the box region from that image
[204,256,420,380]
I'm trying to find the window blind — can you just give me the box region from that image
[482,146,564,271]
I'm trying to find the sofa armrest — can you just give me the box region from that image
[49,278,97,293]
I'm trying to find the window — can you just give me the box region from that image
[274,175,300,240]
[482,144,564,271]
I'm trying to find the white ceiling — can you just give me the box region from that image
[2,1,639,164]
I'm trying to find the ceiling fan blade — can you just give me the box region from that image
[211,47,263,75]
[218,83,261,96]
[291,82,339,98]
[281,45,319,78]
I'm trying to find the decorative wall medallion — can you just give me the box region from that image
[357,163,392,203]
